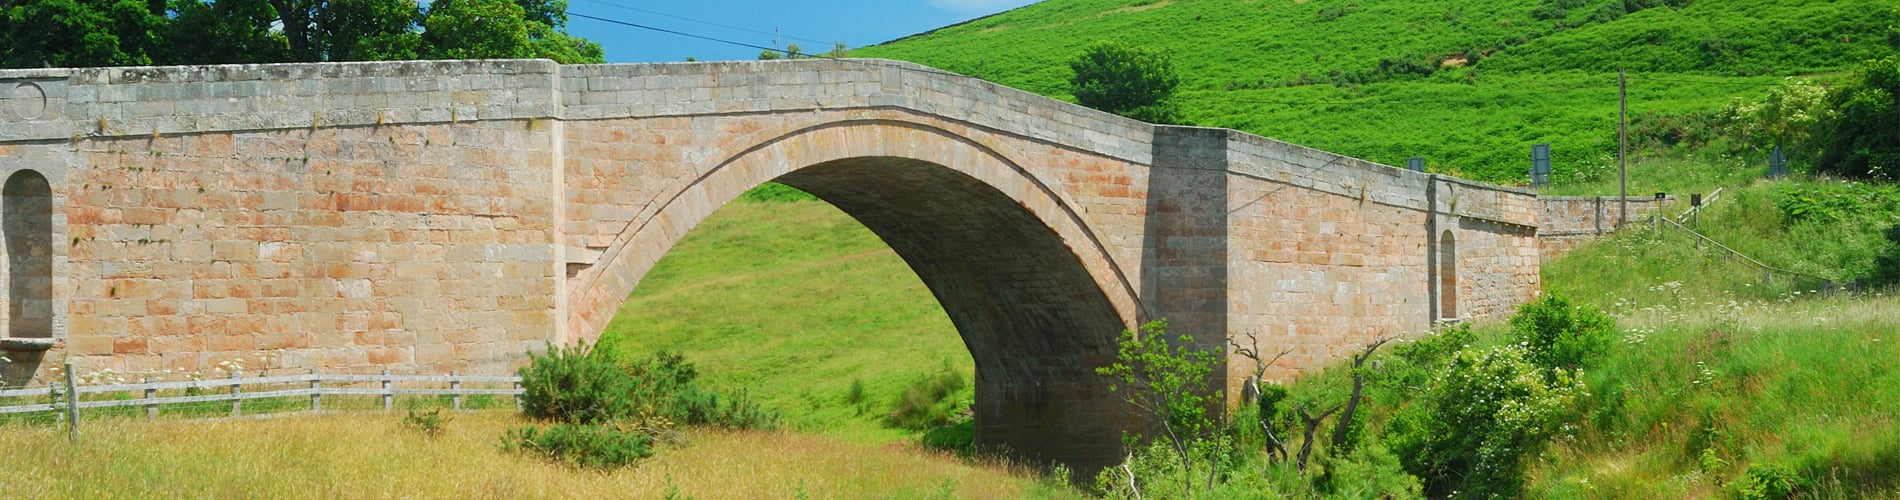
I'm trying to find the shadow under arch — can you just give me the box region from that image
[570,119,1140,472]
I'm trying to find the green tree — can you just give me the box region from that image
[315,0,423,61]
[1811,56,1900,180]
[1068,41,1182,124]
[1095,320,1225,497]
[165,0,288,64]
[420,0,531,60]
[1,0,165,68]
[2,0,601,68]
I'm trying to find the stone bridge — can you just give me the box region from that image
[0,59,1655,470]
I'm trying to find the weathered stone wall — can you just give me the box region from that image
[1,58,1573,472]
[1539,195,1672,257]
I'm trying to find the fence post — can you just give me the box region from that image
[143,377,157,420]
[450,371,462,411]
[514,379,523,412]
[229,371,241,417]
[381,368,393,411]
[62,361,79,442]
[309,368,321,413]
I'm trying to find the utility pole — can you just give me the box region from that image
[1619,68,1629,225]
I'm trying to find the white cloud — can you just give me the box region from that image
[927,0,1040,16]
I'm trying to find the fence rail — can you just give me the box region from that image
[0,365,524,438]
[1654,214,1852,292]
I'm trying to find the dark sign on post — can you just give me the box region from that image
[1407,157,1425,172]
[1530,144,1552,188]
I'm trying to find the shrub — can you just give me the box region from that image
[626,350,779,430]
[1069,41,1182,124]
[1387,345,1585,498]
[1872,223,1900,287]
[401,406,450,437]
[1508,294,1615,371]
[505,423,653,469]
[518,341,636,425]
[1736,463,1809,499]
[886,359,968,430]
[1810,57,1900,180]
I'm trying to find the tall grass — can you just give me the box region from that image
[1528,294,1900,498]
[2,412,1079,498]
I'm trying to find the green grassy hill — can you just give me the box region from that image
[853,0,1898,183]
[595,199,970,442]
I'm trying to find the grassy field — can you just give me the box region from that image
[852,0,1898,183]
[1523,293,1900,497]
[594,199,970,443]
[4,412,1076,498]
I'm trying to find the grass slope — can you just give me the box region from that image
[4,412,1075,498]
[595,199,970,442]
[853,0,1898,183]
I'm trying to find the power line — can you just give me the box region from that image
[575,0,832,47]
[565,9,1768,112]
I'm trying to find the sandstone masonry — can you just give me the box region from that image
[0,59,1653,470]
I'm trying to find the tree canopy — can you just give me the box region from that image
[1067,40,1181,124]
[0,0,603,68]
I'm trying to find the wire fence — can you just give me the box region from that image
[0,364,523,439]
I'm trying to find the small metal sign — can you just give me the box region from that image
[1530,144,1552,188]
[1407,157,1425,172]
[1769,145,1788,178]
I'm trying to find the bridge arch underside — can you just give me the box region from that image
[571,121,1141,472]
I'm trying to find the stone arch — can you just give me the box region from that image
[1439,229,1458,320]
[566,118,1140,472]
[3,170,53,341]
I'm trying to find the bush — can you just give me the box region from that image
[887,359,968,430]
[1736,463,1809,499]
[1069,41,1182,124]
[401,406,451,437]
[518,341,636,425]
[1810,57,1900,180]
[1872,223,1900,287]
[505,423,654,469]
[627,351,780,430]
[1387,345,1585,498]
[1508,294,1615,371]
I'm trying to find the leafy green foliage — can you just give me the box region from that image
[1507,294,1615,371]
[885,359,968,431]
[1872,224,1900,287]
[1386,345,1585,498]
[513,342,776,468]
[1810,56,1900,180]
[1068,41,1181,124]
[1774,182,1900,225]
[1094,320,1232,497]
[0,0,601,68]
[519,341,638,425]
[626,350,780,430]
[505,423,654,469]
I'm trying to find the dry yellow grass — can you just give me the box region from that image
[4,412,1081,499]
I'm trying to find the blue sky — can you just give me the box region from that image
[563,1,1041,63]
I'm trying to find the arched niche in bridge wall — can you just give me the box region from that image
[2,169,55,386]
[564,118,1143,474]
[3,170,53,341]
[1438,229,1458,320]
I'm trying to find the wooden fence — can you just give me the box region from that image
[0,363,523,440]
